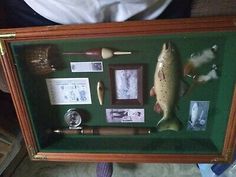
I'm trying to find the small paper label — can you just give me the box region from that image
[106,109,144,123]
[46,78,92,105]
[70,62,103,72]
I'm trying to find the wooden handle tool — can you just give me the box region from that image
[53,127,151,136]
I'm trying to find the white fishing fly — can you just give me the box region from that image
[189,45,218,68]
[197,64,219,83]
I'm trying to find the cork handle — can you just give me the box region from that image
[92,127,150,135]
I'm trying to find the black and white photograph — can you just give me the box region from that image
[115,69,138,99]
[187,101,210,131]
[92,62,103,71]
[70,61,103,72]
[109,64,143,105]
[106,108,145,123]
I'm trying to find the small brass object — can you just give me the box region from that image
[0,40,6,56]
[0,33,16,39]
[27,145,47,160]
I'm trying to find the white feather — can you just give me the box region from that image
[188,45,217,68]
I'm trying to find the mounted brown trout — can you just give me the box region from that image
[150,42,183,131]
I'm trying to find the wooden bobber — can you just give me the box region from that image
[63,48,132,59]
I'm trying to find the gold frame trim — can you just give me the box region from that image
[27,145,47,160]
[0,40,5,56]
[0,33,16,39]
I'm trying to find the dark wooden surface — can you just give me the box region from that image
[0,91,18,136]
[0,16,236,40]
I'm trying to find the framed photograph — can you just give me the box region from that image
[109,64,143,105]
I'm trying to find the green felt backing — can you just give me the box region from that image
[10,31,236,154]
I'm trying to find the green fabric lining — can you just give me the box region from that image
[10,31,236,154]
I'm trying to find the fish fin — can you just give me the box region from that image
[154,103,162,113]
[184,62,196,77]
[158,69,165,80]
[157,117,182,132]
[179,80,189,97]
[149,86,156,97]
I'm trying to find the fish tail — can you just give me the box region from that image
[157,116,182,132]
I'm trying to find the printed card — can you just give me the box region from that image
[106,108,144,123]
[46,78,92,105]
[70,61,103,72]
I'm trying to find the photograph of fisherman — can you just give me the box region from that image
[187,101,209,131]
[115,69,138,100]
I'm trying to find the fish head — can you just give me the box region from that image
[158,42,176,64]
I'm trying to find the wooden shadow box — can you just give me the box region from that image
[0,16,236,163]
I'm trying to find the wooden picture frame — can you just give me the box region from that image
[109,64,143,105]
[0,16,236,163]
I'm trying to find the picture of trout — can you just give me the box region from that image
[150,42,183,131]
